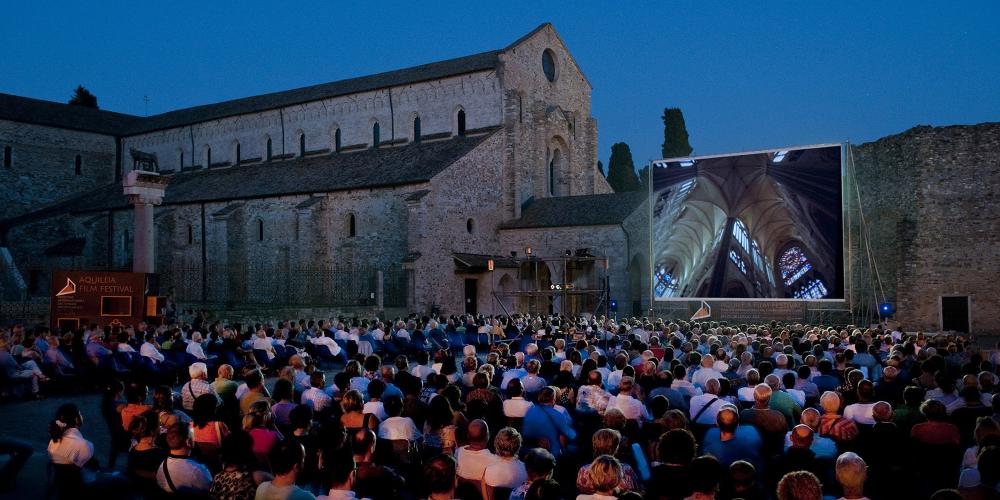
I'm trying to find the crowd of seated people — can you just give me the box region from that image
[2,313,1000,499]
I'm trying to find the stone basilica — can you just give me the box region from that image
[0,24,650,319]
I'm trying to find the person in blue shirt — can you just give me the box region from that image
[522,387,576,458]
[701,404,764,473]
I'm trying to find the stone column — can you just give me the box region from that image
[123,171,169,274]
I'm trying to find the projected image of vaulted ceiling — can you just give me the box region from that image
[651,145,843,300]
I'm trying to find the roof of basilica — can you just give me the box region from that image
[2,129,498,224]
[500,191,647,229]
[1,47,504,136]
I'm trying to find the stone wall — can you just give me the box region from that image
[498,25,607,219]
[0,121,116,219]
[122,71,502,173]
[851,123,1000,333]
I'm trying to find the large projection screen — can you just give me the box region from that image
[650,144,844,301]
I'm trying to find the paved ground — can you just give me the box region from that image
[0,389,112,499]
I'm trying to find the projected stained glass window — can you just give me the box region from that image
[729,250,748,275]
[794,278,828,299]
[779,246,812,286]
[733,219,750,254]
[654,266,677,297]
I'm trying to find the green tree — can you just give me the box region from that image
[607,142,640,192]
[661,107,692,158]
[68,85,98,109]
[637,164,650,191]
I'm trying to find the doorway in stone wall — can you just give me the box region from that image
[465,278,478,315]
[940,295,970,333]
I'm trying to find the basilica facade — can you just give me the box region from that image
[0,24,648,318]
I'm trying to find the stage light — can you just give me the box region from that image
[609,299,618,312]
[879,303,895,317]
[487,259,494,271]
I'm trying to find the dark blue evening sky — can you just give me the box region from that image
[4,1,998,166]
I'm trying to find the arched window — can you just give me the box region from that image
[413,116,421,143]
[457,109,466,136]
[347,213,356,238]
[266,137,273,161]
[548,149,561,196]
[187,225,194,245]
[3,146,11,168]
[74,155,82,175]
[334,129,341,153]
[299,133,306,156]
[235,142,241,165]
[257,219,264,241]
[372,123,380,148]
[205,146,212,167]
[733,219,750,254]
[466,218,475,234]
[179,150,184,169]
[778,246,813,286]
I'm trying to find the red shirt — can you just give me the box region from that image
[911,421,960,446]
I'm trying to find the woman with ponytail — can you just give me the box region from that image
[47,403,95,499]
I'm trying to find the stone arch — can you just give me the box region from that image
[410,112,422,143]
[453,106,466,136]
[369,119,381,148]
[202,144,212,167]
[346,212,357,238]
[547,135,570,197]
[329,123,341,153]
[232,139,241,165]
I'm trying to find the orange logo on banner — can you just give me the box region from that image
[56,278,77,297]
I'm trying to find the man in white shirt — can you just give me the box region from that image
[843,380,877,425]
[139,333,165,363]
[185,332,209,360]
[376,396,420,441]
[689,378,726,426]
[302,372,333,413]
[310,330,343,357]
[180,362,220,411]
[605,377,651,421]
[456,420,499,481]
[691,354,723,390]
[156,424,212,495]
[410,350,433,381]
[503,379,534,418]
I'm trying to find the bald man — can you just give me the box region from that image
[774,424,824,481]
[740,383,790,456]
[455,420,499,481]
[701,405,764,472]
[784,408,837,460]
[689,378,726,426]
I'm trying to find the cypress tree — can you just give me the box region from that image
[661,107,693,158]
[607,142,640,192]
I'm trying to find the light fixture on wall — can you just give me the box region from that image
[525,246,532,256]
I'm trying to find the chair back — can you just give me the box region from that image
[487,485,513,500]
